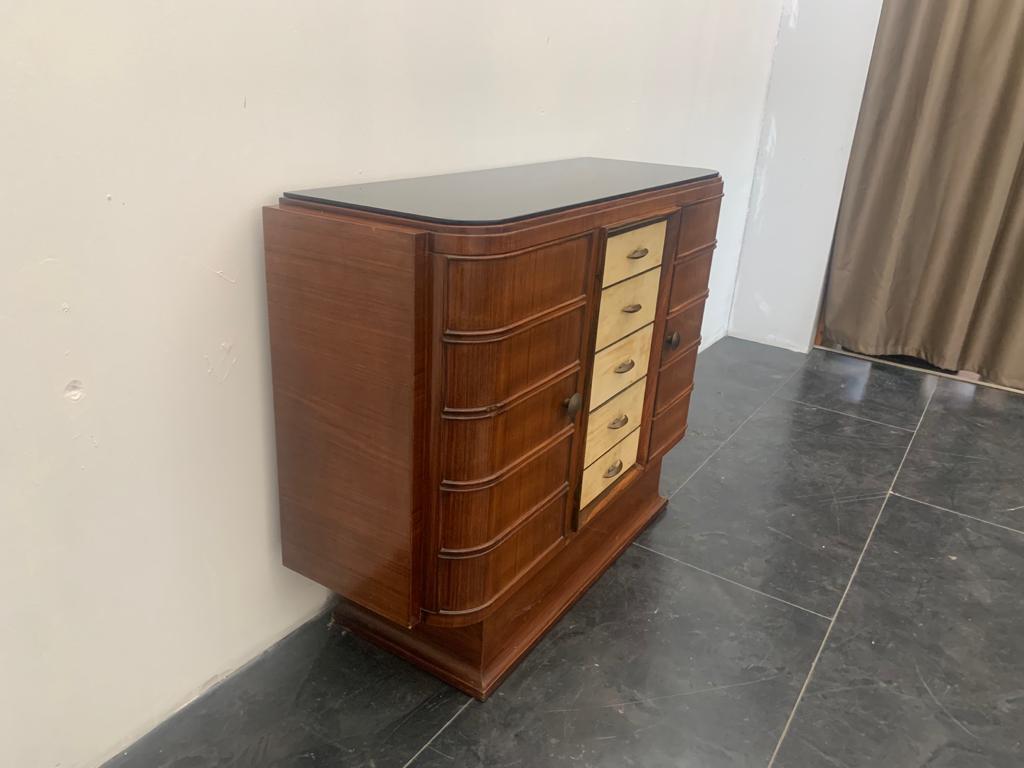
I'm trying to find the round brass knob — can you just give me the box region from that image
[565,392,583,418]
[666,331,681,350]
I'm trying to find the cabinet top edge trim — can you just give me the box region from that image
[276,179,724,240]
[282,158,718,226]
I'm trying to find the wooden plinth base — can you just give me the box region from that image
[333,461,666,700]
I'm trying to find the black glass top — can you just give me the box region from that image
[283,157,718,225]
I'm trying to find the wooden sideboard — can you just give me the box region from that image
[263,158,722,699]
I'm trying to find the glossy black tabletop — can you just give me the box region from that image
[283,157,718,225]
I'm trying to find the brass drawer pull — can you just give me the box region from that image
[666,331,681,350]
[564,392,582,418]
[622,303,643,314]
[614,359,636,374]
[608,414,629,430]
[603,459,624,479]
[626,247,649,260]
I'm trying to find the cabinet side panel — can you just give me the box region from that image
[263,205,423,627]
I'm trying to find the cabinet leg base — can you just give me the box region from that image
[334,460,666,699]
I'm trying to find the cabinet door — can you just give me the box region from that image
[647,199,721,461]
[430,235,596,624]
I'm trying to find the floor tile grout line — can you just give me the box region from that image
[401,700,472,768]
[398,356,905,767]
[666,366,804,500]
[775,396,916,432]
[632,542,832,621]
[766,386,936,768]
[890,491,1024,538]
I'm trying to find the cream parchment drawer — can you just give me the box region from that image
[603,220,666,288]
[579,427,641,508]
[589,325,652,408]
[594,267,661,351]
[584,377,647,468]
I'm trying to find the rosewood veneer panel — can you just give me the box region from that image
[263,206,424,627]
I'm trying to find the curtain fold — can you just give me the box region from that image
[824,0,1024,389]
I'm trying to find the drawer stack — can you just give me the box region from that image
[579,219,667,509]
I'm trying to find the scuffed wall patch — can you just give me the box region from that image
[205,341,238,382]
[785,0,799,28]
[63,379,85,401]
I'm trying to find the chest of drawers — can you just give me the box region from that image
[263,158,722,698]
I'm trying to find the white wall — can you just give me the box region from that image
[728,0,883,351]
[1,2,785,766]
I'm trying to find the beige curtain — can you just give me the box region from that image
[824,0,1024,389]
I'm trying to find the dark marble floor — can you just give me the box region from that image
[104,339,1024,768]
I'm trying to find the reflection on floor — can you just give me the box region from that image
[823,341,1024,396]
[104,338,1024,768]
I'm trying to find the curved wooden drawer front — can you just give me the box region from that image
[435,492,566,618]
[584,377,647,468]
[579,427,641,509]
[649,386,693,458]
[668,248,714,313]
[589,325,653,409]
[443,306,585,410]
[445,235,591,334]
[439,435,572,552]
[677,197,722,256]
[662,297,706,367]
[655,342,699,416]
[603,220,666,288]
[441,372,579,482]
[594,267,661,351]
